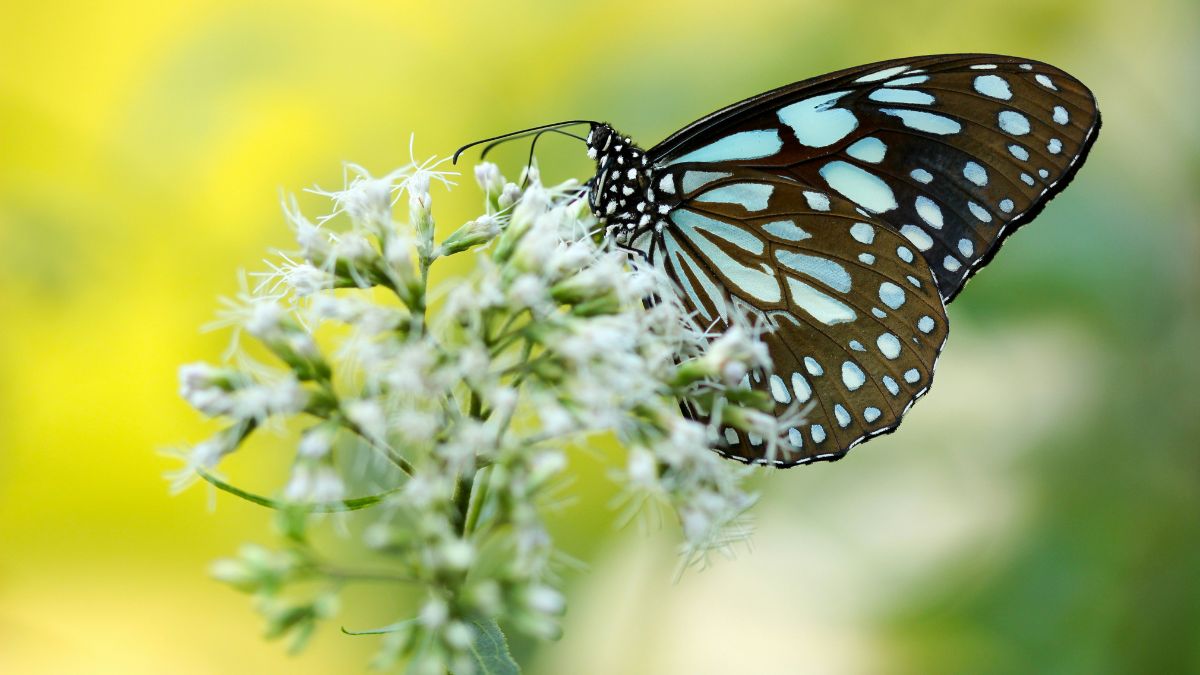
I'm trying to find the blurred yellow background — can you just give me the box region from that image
[2,0,1197,672]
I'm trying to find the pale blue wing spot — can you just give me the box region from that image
[664,131,783,167]
[904,368,921,384]
[776,251,852,293]
[968,201,992,223]
[917,315,935,333]
[963,161,988,187]
[877,332,901,359]
[694,182,774,212]
[662,232,726,321]
[969,64,998,70]
[811,424,827,443]
[1053,105,1069,125]
[896,245,914,263]
[803,191,831,211]
[845,136,887,164]
[788,427,804,448]
[998,110,1031,136]
[944,256,962,272]
[973,74,1012,100]
[1047,138,1062,154]
[1038,168,1050,179]
[818,160,898,213]
[880,109,962,135]
[859,253,876,264]
[778,91,858,148]
[1035,73,1058,90]
[786,277,857,325]
[868,87,935,105]
[672,209,763,254]
[850,222,875,244]
[879,281,906,309]
[958,238,974,257]
[769,374,791,404]
[910,168,933,184]
[899,224,933,251]
[762,220,811,241]
[791,372,812,401]
[915,196,944,228]
[1021,173,1035,186]
[834,403,852,427]
[882,375,900,396]
[999,198,1015,213]
[804,357,824,376]
[681,170,731,193]
[863,407,882,423]
[1009,144,1030,161]
[885,74,930,86]
[841,361,866,391]
[855,65,910,82]
[724,428,739,444]
[849,339,866,352]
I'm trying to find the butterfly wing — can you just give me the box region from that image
[650,53,1101,302]
[645,169,948,466]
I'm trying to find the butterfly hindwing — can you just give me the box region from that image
[650,53,1101,302]
[648,170,949,465]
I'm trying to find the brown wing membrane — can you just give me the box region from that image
[650,54,1100,302]
[650,169,948,466]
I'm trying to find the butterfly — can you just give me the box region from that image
[454,54,1100,468]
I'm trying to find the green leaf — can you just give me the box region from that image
[341,619,415,636]
[198,468,399,512]
[465,618,520,675]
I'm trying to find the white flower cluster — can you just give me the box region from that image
[173,155,788,672]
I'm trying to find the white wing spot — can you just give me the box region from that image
[880,109,962,135]
[859,252,876,264]
[724,428,739,444]
[904,368,921,384]
[1009,144,1030,161]
[1053,105,1070,125]
[788,427,804,448]
[958,238,974,257]
[868,88,935,105]
[1048,138,1062,154]
[944,256,962,272]
[896,245,913,263]
[1021,173,1036,186]
[917,315,935,333]
[864,407,882,423]
[804,357,823,376]
[1000,198,1015,213]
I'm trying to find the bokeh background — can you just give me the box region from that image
[2,0,1197,672]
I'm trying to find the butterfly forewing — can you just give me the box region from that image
[648,171,949,466]
[650,54,1101,302]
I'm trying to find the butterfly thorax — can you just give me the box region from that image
[585,124,674,245]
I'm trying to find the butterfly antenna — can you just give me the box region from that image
[452,120,597,164]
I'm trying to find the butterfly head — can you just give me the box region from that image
[585,124,666,244]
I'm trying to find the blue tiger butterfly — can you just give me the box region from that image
[455,54,1100,467]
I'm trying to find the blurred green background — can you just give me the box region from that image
[2,0,1197,672]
